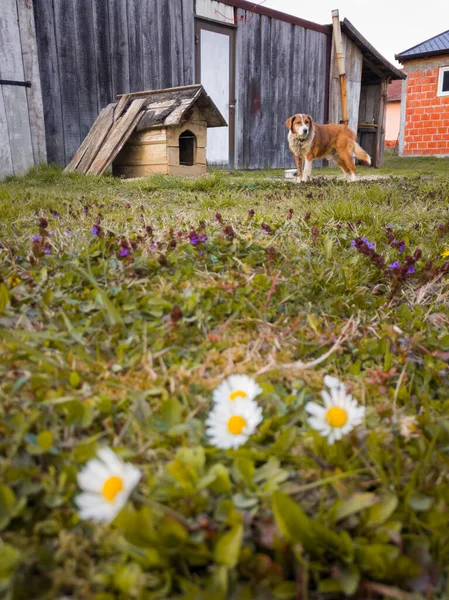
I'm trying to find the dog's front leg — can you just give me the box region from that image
[294,154,303,183]
[301,159,312,182]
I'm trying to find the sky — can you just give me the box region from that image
[262,0,449,67]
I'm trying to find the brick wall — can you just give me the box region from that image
[403,59,449,156]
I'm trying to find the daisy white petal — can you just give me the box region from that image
[324,375,345,392]
[212,375,262,405]
[305,401,326,418]
[75,447,141,523]
[320,390,333,408]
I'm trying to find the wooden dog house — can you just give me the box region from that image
[64,85,226,178]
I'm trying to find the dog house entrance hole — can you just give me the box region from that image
[179,130,196,166]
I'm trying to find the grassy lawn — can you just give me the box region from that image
[1,155,449,599]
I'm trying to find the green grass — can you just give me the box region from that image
[1,156,449,599]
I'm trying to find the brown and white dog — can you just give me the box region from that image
[286,114,371,182]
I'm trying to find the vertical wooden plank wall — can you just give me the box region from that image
[0,0,36,176]
[34,0,196,165]
[17,0,47,166]
[329,32,363,133]
[235,8,328,169]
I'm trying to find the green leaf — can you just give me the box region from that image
[42,288,54,306]
[69,371,81,388]
[199,464,231,494]
[271,491,315,552]
[37,430,54,452]
[159,515,188,549]
[153,397,182,431]
[75,267,124,326]
[272,581,297,599]
[214,524,243,568]
[113,563,142,595]
[0,283,10,314]
[0,543,21,578]
[340,565,361,596]
[335,493,379,522]
[233,458,255,486]
[0,484,16,531]
[324,237,333,260]
[365,493,398,527]
[272,427,297,453]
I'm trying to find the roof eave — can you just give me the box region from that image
[341,18,406,80]
[396,49,449,63]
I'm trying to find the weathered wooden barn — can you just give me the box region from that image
[0,0,404,178]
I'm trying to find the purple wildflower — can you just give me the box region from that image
[407,266,416,275]
[389,260,400,269]
[91,225,100,235]
[361,236,369,244]
[350,240,356,248]
[120,248,129,257]
[33,235,40,243]
[190,234,199,246]
[367,241,376,250]
[54,213,61,219]
[199,234,207,243]
[44,247,52,255]
[399,243,406,252]
[65,230,71,237]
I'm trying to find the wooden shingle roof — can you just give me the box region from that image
[396,29,449,62]
[117,84,227,129]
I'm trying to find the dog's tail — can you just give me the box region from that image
[354,142,371,166]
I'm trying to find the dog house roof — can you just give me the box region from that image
[117,84,228,130]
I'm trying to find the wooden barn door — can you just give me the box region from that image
[195,20,236,168]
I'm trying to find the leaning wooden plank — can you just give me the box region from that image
[64,104,113,172]
[75,104,116,173]
[88,98,147,175]
[114,94,130,121]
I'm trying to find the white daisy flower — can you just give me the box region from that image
[206,397,263,449]
[324,375,345,392]
[75,447,141,523]
[398,415,419,441]
[212,374,262,405]
[305,387,365,445]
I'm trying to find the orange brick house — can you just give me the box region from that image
[396,30,449,156]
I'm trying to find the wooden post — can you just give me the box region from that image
[331,9,349,126]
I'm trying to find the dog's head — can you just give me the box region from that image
[285,114,313,139]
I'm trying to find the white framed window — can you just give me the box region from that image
[437,66,449,97]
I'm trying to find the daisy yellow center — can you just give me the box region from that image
[227,415,247,435]
[102,475,124,503]
[325,407,348,428]
[229,390,248,401]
